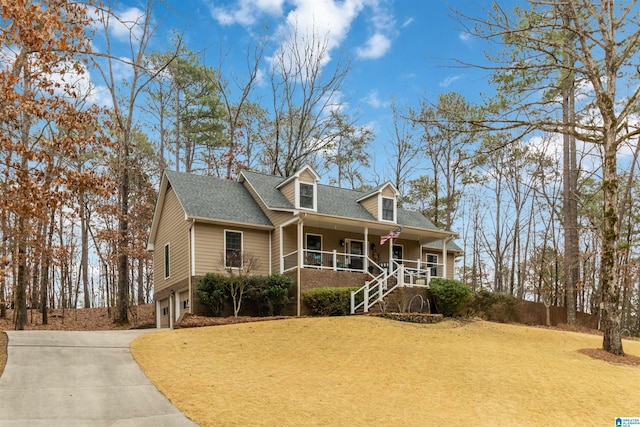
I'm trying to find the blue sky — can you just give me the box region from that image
[88,0,497,182]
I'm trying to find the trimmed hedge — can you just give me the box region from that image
[429,278,471,317]
[302,287,360,316]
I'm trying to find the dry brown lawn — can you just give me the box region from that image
[131,317,640,427]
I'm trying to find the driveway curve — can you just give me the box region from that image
[0,330,198,426]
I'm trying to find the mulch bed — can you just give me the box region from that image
[578,348,640,367]
[175,313,292,328]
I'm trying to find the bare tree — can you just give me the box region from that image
[458,0,640,355]
[264,25,350,177]
[90,0,180,323]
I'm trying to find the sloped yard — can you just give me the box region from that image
[132,317,640,427]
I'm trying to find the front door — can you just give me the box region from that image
[392,244,403,263]
[348,240,364,270]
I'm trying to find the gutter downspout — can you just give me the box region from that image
[188,219,195,314]
[442,235,453,279]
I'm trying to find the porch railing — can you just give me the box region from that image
[283,249,369,273]
[350,259,445,314]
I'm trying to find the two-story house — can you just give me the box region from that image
[147,165,461,328]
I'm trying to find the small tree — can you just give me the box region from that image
[224,251,261,321]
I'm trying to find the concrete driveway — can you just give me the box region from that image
[0,330,198,426]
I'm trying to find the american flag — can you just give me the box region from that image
[380,226,403,246]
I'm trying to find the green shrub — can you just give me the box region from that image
[263,274,292,315]
[467,289,519,322]
[302,287,359,316]
[196,273,228,316]
[429,278,471,317]
[245,274,293,316]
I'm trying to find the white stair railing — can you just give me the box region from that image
[350,259,432,314]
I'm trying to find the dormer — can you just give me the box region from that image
[276,165,320,211]
[357,182,399,223]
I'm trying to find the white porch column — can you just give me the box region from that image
[364,226,369,273]
[442,237,449,279]
[297,219,304,316]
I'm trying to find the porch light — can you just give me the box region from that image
[339,239,345,247]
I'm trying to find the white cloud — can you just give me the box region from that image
[89,6,146,44]
[439,75,462,87]
[363,90,387,108]
[356,33,391,59]
[209,0,285,26]
[283,0,366,52]
[401,17,414,28]
[459,32,472,45]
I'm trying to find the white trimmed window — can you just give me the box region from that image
[426,254,439,277]
[225,230,243,269]
[299,183,314,209]
[164,244,170,279]
[382,197,395,221]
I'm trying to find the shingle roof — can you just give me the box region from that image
[240,170,293,209]
[423,239,464,253]
[165,168,454,237]
[316,184,377,220]
[396,209,439,231]
[165,170,272,227]
[242,170,440,230]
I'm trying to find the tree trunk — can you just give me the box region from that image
[600,118,623,355]
[15,215,28,330]
[81,192,91,308]
[561,16,579,324]
[117,141,130,324]
[0,208,7,319]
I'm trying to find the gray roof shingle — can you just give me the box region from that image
[167,169,452,236]
[242,170,440,230]
[240,170,293,209]
[165,170,272,227]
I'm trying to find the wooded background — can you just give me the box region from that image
[0,0,638,354]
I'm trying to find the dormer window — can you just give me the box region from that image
[300,183,314,209]
[382,197,395,221]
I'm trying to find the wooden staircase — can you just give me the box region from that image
[350,260,431,314]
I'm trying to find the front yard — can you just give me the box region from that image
[131,316,640,426]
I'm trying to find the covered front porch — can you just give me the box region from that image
[276,214,456,315]
[278,214,453,277]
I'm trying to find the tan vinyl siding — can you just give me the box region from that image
[153,187,190,294]
[242,180,294,272]
[446,253,456,279]
[280,180,295,205]
[423,249,457,279]
[395,240,420,261]
[282,224,298,256]
[360,195,378,220]
[194,223,270,276]
[381,185,396,198]
[299,169,316,183]
[159,298,169,328]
